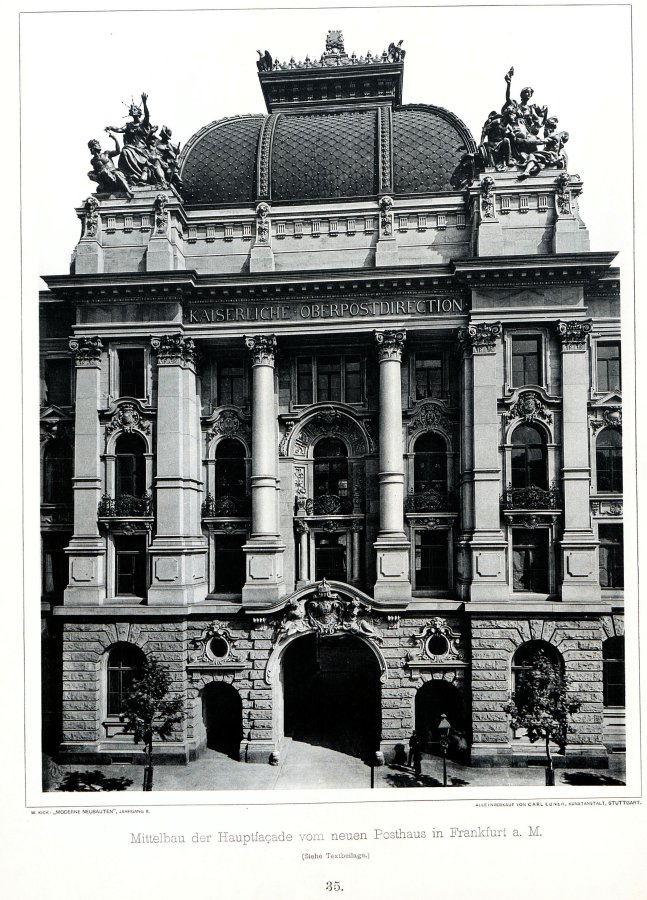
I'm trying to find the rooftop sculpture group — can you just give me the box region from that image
[452,68,569,188]
[255,31,405,70]
[87,93,182,196]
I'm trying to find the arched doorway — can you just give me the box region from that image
[282,633,381,761]
[415,680,468,762]
[201,682,243,760]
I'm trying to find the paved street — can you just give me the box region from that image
[43,741,626,793]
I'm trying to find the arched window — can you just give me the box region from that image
[511,424,548,489]
[115,433,146,498]
[603,636,625,708]
[106,644,145,717]
[511,641,564,697]
[313,438,349,499]
[43,438,73,504]
[596,429,623,493]
[215,439,246,500]
[413,433,448,494]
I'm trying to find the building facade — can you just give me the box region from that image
[40,33,624,772]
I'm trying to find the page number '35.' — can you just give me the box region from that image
[325,882,343,892]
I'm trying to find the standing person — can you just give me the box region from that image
[408,730,422,778]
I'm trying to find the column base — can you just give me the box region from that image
[242,538,286,607]
[373,537,411,604]
[147,541,208,605]
[467,535,509,601]
[64,540,106,605]
[560,536,600,602]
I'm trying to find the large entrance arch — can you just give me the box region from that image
[282,633,381,761]
[415,679,468,762]
[201,682,243,760]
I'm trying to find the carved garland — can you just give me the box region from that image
[83,196,99,238]
[379,195,394,236]
[255,202,271,244]
[555,172,572,215]
[154,194,169,233]
[590,408,622,433]
[480,176,496,219]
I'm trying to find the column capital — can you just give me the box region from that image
[374,328,406,361]
[150,333,196,366]
[69,335,103,366]
[245,334,277,365]
[457,322,501,356]
[556,319,592,351]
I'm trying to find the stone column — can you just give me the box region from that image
[351,521,362,584]
[65,336,106,605]
[457,323,508,601]
[373,329,411,603]
[296,521,309,586]
[148,335,207,604]
[242,335,285,606]
[557,320,599,601]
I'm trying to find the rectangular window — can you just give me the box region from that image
[511,336,541,387]
[415,354,444,399]
[597,342,621,392]
[512,528,549,592]
[115,535,147,597]
[314,532,347,582]
[599,524,624,588]
[415,530,449,590]
[214,534,246,593]
[316,356,342,402]
[44,358,72,407]
[217,361,246,407]
[118,348,146,398]
[345,356,362,403]
[297,358,313,405]
[42,533,69,597]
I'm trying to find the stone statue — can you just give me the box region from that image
[104,92,156,185]
[87,137,133,197]
[256,50,273,72]
[387,40,406,63]
[155,126,183,190]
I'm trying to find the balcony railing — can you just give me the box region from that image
[98,492,153,518]
[502,483,561,510]
[295,494,357,515]
[41,504,73,525]
[201,493,251,518]
[405,489,453,513]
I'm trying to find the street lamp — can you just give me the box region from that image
[438,713,451,787]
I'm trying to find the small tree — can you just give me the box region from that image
[120,656,184,791]
[503,651,581,785]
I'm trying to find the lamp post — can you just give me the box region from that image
[438,713,451,787]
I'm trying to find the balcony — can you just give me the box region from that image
[98,493,153,518]
[502,483,561,510]
[296,494,360,516]
[405,488,454,513]
[201,493,251,518]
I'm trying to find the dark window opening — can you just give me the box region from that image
[297,359,313,405]
[217,361,246,407]
[115,433,146,498]
[43,439,74,504]
[413,432,448,494]
[415,354,444,399]
[314,532,347,581]
[107,644,145,717]
[118,348,146,398]
[415,530,449,590]
[511,424,548,489]
[512,528,549,592]
[42,533,70,598]
[597,342,621,393]
[596,429,623,493]
[511,336,541,387]
[115,535,147,597]
[345,356,362,403]
[214,533,246,593]
[599,524,624,589]
[44,358,72,407]
[512,641,563,694]
[313,438,349,498]
[317,356,342,402]
[603,637,625,707]
[215,438,246,500]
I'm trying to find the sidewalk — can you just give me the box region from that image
[43,740,627,794]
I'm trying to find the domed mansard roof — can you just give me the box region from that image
[178,36,476,207]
